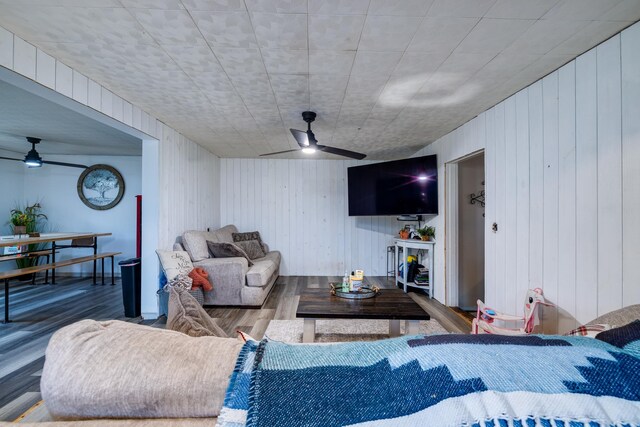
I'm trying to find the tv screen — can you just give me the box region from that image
[347,155,438,216]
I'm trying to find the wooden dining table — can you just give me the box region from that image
[0,232,112,284]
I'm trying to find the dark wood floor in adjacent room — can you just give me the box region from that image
[0,275,469,422]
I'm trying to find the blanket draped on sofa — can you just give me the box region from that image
[218,334,640,427]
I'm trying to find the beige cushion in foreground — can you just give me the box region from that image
[587,304,640,327]
[167,286,228,338]
[0,420,216,426]
[41,319,242,420]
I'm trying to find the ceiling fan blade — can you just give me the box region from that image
[42,160,88,169]
[0,156,23,162]
[289,129,309,148]
[317,145,367,160]
[260,149,301,157]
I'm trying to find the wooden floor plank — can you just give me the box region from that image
[0,392,41,422]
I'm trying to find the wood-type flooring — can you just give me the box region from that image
[0,275,468,422]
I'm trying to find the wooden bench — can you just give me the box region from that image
[0,250,59,285]
[1,252,121,323]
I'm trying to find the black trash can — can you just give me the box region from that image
[119,257,141,317]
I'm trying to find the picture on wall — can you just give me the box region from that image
[77,164,125,210]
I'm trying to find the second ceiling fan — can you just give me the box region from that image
[261,111,366,160]
[0,137,88,169]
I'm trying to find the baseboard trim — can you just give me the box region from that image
[142,311,159,320]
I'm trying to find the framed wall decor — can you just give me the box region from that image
[77,164,125,210]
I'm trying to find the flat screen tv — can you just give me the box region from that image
[348,155,438,216]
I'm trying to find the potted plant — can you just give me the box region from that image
[10,203,47,237]
[399,228,410,239]
[9,203,48,274]
[417,226,435,241]
[10,211,29,235]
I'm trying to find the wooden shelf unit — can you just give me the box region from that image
[394,238,435,297]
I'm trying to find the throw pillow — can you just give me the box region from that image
[167,286,228,338]
[596,319,640,349]
[233,231,265,247]
[181,230,216,262]
[156,250,194,281]
[235,239,266,260]
[207,241,254,266]
[189,267,213,292]
[564,323,611,337]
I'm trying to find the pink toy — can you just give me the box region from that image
[472,288,553,335]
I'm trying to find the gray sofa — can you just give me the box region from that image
[175,225,280,306]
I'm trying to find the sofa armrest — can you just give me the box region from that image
[194,257,249,304]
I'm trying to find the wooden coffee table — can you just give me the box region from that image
[296,287,430,343]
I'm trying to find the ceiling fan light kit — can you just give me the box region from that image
[0,136,89,169]
[261,111,366,160]
[24,137,43,167]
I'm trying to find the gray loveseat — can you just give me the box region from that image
[175,225,280,307]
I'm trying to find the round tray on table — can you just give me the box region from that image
[330,283,380,299]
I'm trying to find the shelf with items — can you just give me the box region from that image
[394,238,434,297]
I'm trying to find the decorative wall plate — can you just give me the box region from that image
[77,164,125,210]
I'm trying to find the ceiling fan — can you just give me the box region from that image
[0,137,88,169]
[261,111,366,160]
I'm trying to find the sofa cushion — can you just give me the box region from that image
[235,239,266,260]
[182,226,239,262]
[587,304,640,327]
[211,224,238,244]
[181,230,215,262]
[167,286,227,337]
[254,250,281,266]
[41,319,242,419]
[156,250,193,281]
[233,231,268,256]
[207,241,254,266]
[246,253,279,288]
[232,231,263,245]
[596,319,640,348]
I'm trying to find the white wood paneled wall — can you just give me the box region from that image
[413,120,486,303]
[158,125,221,250]
[415,22,640,333]
[220,159,399,276]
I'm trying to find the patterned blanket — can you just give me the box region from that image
[218,334,640,427]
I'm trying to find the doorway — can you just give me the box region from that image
[445,151,485,316]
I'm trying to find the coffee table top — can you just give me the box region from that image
[296,288,430,321]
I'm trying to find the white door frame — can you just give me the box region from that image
[141,139,160,319]
[445,162,459,307]
[445,150,484,307]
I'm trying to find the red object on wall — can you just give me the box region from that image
[136,195,142,258]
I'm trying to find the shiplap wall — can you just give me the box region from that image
[158,124,220,250]
[416,22,640,333]
[220,159,399,276]
[413,120,486,303]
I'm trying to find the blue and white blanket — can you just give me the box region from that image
[219,334,640,427]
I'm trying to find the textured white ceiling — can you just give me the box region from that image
[0,80,142,157]
[0,0,638,159]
